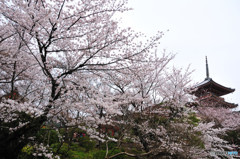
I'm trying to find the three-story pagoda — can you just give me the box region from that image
[192,57,238,108]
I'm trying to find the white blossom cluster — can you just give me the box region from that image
[198,107,240,129]
[0,99,43,132]
[33,143,60,159]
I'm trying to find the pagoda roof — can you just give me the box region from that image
[193,78,235,97]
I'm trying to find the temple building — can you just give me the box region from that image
[192,57,238,109]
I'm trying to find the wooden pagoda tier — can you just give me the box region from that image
[191,57,238,109]
[197,91,238,108]
[193,78,235,97]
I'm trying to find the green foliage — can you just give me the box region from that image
[78,136,96,152]
[187,113,200,126]
[187,132,205,149]
[51,142,70,158]
[224,128,240,146]
[51,141,96,159]
[21,145,34,154]
[100,141,118,150]
[36,128,60,146]
[70,150,94,159]
[93,150,106,159]
[17,113,207,159]
[112,149,138,159]
[93,149,134,159]
[108,149,124,159]
[18,145,34,159]
[124,138,134,143]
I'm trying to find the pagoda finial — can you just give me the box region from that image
[205,56,210,80]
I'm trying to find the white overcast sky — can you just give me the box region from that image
[120,0,240,110]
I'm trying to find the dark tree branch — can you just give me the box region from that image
[57,0,66,19]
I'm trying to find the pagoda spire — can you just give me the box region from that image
[205,56,210,80]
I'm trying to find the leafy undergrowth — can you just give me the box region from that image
[19,128,137,159]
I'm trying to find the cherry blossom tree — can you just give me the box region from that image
[1,0,238,159]
[100,66,239,159]
[197,107,240,129]
[93,66,202,159]
[0,0,165,158]
[197,107,240,156]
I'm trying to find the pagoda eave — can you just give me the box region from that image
[198,94,238,108]
[193,78,235,97]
